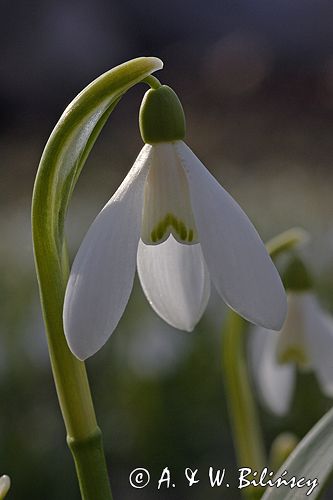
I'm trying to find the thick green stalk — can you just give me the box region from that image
[32,57,163,499]
[222,312,266,485]
[68,429,112,499]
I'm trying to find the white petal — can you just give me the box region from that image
[276,293,311,368]
[0,475,10,498]
[137,236,210,331]
[141,143,198,245]
[63,145,152,360]
[176,141,287,330]
[302,293,333,397]
[250,327,295,416]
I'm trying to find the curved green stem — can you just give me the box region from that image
[32,57,163,499]
[142,75,162,89]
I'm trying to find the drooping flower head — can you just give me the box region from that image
[250,256,333,416]
[63,79,287,360]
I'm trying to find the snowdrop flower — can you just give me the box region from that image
[63,82,286,360]
[250,258,333,416]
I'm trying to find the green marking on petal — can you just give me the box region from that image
[178,221,187,240]
[165,213,172,226]
[277,346,309,367]
[151,229,157,243]
[156,220,164,240]
[150,212,195,244]
[171,214,179,232]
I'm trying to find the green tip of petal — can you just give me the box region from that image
[139,85,186,144]
[283,256,313,292]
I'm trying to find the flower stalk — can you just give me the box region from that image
[222,311,266,500]
[32,57,163,499]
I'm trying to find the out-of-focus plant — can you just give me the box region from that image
[223,228,333,499]
[222,228,306,499]
[269,433,299,471]
[250,256,333,417]
[0,475,10,500]
[262,406,333,500]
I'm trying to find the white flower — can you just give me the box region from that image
[63,140,286,360]
[0,475,10,499]
[250,292,333,416]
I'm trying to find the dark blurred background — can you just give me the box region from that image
[1,1,333,498]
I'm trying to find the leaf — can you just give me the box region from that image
[262,406,333,499]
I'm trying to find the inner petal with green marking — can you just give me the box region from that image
[276,295,311,370]
[150,212,195,243]
[141,143,198,245]
[277,344,310,368]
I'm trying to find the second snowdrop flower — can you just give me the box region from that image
[251,257,333,416]
[63,79,287,360]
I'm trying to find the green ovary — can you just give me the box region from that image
[151,212,194,243]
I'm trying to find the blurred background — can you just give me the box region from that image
[1,0,333,498]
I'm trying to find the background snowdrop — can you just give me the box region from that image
[250,257,333,416]
[0,476,10,500]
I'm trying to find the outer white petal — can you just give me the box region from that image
[250,327,295,416]
[0,475,10,498]
[137,236,210,331]
[176,141,287,330]
[63,145,152,360]
[302,293,333,397]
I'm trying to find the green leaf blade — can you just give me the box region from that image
[262,406,333,499]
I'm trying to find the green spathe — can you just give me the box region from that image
[139,85,186,144]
